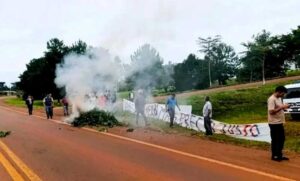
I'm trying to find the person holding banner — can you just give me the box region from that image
[268,86,290,162]
[203,96,213,135]
[166,93,181,128]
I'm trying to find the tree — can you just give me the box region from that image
[198,35,221,87]
[18,38,88,99]
[210,43,239,85]
[239,30,286,83]
[272,26,300,67]
[0,82,9,91]
[69,40,87,55]
[127,44,169,90]
[173,54,209,91]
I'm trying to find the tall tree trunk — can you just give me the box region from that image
[262,55,265,85]
[208,59,212,87]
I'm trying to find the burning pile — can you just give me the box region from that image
[72,109,119,127]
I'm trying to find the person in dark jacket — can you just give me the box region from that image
[25,95,34,115]
[134,90,149,126]
[43,94,54,119]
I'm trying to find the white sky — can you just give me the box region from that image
[0,0,300,85]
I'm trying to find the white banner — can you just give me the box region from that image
[123,99,271,143]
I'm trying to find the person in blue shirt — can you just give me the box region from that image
[165,94,180,128]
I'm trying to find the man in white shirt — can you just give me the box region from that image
[203,96,213,135]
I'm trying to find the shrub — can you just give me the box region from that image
[72,109,119,127]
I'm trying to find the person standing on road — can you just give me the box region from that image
[203,96,213,135]
[61,97,69,116]
[134,90,149,126]
[43,93,54,119]
[25,95,34,115]
[268,86,290,161]
[165,93,180,128]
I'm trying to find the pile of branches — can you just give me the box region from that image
[72,109,119,127]
[0,131,10,137]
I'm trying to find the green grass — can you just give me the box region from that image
[4,97,61,108]
[114,111,270,150]
[154,79,300,153]
[171,79,300,153]
[116,109,300,153]
[117,91,130,100]
[286,69,300,77]
[184,81,292,124]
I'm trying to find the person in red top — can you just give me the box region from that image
[61,97,69,116]
[99,95,107,109]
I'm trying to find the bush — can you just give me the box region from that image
[72,109,119,127]
[0,131,10,137]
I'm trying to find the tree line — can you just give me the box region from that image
[17,26,300,98]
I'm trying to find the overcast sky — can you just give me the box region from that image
[0,0,300,85]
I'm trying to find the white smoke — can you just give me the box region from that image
[55,44,174,123]
[55,47,123,122]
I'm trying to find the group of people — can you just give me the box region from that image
[134,90,213,135]
[134,85,290,162]
[25,93,69,119]
[165,94,213,135]
[25,85,290,162]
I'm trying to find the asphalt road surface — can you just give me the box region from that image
[0,105,297,181]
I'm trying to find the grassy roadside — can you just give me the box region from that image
[114,111,270,150]
[175,80,300,153]
[4,97,61,108]
[115,110,300,153]
[118,79,300,153]
[3,80,300,154]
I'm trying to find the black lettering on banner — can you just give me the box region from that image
[250,124,260,137]
[235,125,242,135]
[228,124,234,134]
[179,113,190,127]
[190,115,198,130]
[243,125,251,136]
[222,124,227,134]
[145,104,157,117]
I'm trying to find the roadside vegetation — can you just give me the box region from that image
[0,131,10,138]
[4,97,61,108]
[72,109,120,127]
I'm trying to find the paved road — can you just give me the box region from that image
[0,106,295,181]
